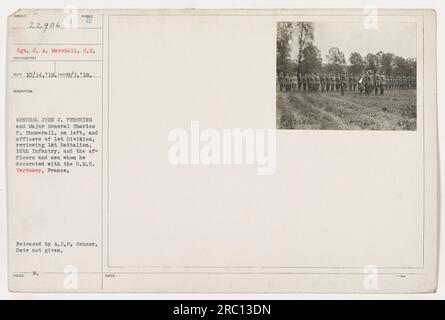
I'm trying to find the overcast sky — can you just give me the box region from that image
[291,22,417,63]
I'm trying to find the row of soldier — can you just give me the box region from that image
[277,70,416,95]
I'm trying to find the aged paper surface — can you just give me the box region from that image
[7,9,438,293]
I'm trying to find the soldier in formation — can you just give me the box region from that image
[277,70,415,95]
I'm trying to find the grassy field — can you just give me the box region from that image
[276,89,417,130]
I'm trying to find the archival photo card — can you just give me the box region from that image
[6,9,437,293]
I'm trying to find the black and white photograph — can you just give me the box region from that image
[276,21,417,130]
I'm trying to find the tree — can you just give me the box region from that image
[276,22,294,73]
[365,53,378,72]
[391,56,417,76]
[276,22,314,74]
[299,43,322,74]
[375,51,384,70]
[406,58,417,76]
[380,52,395,75]
[294,22,314,74]
[348,52,364,74]
[326,47,346,73]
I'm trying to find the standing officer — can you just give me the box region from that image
[340,70,347,96]
[308,73,312,92]
[284,73,291,91]
[310,73,314,92]
[335,73,340,92]
[278,71,284,91]
[326,73,330,91]
[291,73,298,91]
[379,71,386,95]
[358,72,365,94]
[320,73,326,92]
[315,73,321,92]
[373,71,379,95]
[352,74,358,91]
[348,74,353,91]
[365,70,372,95]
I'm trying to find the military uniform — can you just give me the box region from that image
[291,74,298,91]
[320,74,326,92]
[374,72,380,95]
[340,71,347,96]
[334,74,339,92]
[315,73,321,92]
[284,74,291,91]
[352,75,358,91]
[364,71,372,95]
[309,73,315,92]
[303,73,309,91]
[310,73,314,92]
[358,73,365,93]
[379,73,386,95]
[278,72,284,91]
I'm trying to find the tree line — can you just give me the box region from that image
[277,22,416,76]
